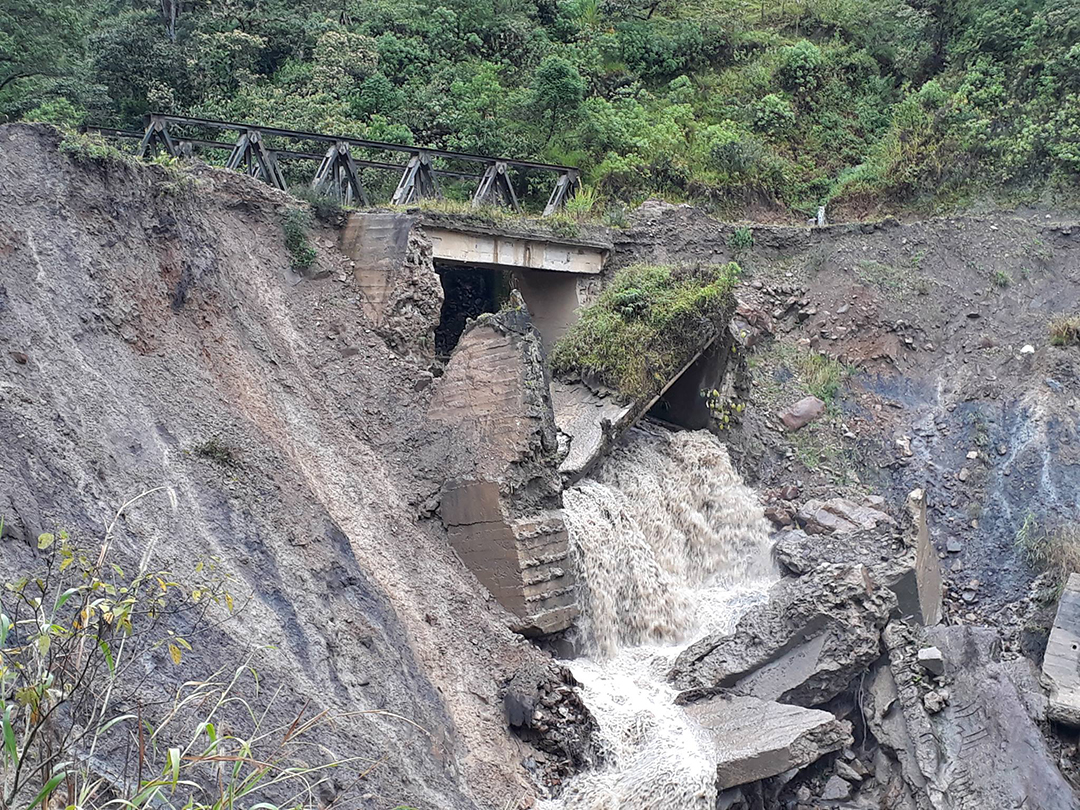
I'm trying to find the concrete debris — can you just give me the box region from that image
[834,759,862,782]
[922,689,947,714]
[779,395,826,431]
[865,623,1075,810]
[671,564,896,706]
[820,774,852,801]
[1042,572,1080,726]
[916,646,944,676]
[503,661,599,786]
[679,693,851,790]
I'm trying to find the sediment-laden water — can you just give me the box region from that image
[546,424,777,809]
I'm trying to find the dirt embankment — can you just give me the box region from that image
[0,125,560,809]
[616,201,1080,635]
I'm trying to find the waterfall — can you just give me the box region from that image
[543,424,777,809]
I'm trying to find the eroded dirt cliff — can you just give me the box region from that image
[0,124,570,809]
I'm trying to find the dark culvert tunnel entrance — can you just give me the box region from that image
[434,263,511,356]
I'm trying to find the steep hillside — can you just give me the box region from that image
[617,202,1080,630]
[0,124,560,809]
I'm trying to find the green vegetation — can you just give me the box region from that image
[192,435,236,466]
[728,226,754,252]
[551,262,740,398]
[993,269,1012,288]
[283,207,317,271]
[772,343,851,403]
[1049,314,1080,345]
[1016,512,1080,592]
[58,129,136,168]
[6,0,1080,217]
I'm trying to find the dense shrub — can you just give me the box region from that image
[6,0,1080,216]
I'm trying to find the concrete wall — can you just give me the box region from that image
[428,310,577,636]
[512,268,592,351]
[340,212,606,352]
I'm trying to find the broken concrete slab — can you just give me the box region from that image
[553,334,725,482]
[680,693,851,790]
[907,488,942,626]
[671,564,896,706]
[1042,572,1080,726]
[916,646,944,676]
[865,622,1076,810]
[551,380,634,481]
[430,305,577,635]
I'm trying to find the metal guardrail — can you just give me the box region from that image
[91,114,580,216]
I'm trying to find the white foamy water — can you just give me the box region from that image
[542,424,777,810]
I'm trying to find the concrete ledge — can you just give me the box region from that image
[426,226,606,274]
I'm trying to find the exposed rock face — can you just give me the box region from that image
[866,623,1077,810]
[0,124,573,809]
[779,395,825,430]
[1042,572,1080,726]
[430,303,577,635]
[338,211,443,360]
[679,693,851,790]
[671,564,896,706]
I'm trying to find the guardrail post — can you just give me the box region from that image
[137,114,177,159]
[226,128,286,191]
[312,141,369,206]
[391,150,440,205]
[471,160,521,213]
[543,169,579,217]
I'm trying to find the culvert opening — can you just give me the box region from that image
[435,263,511,356]
[647,341,727,431]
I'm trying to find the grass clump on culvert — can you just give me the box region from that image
[551,262,740,400]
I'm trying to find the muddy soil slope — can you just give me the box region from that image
[618,202,1080,626]
[0,125,553,809]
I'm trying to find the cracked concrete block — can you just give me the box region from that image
[682,693,851,790]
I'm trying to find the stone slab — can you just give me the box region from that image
[1043,572,1080,725]
[683,694,850,790]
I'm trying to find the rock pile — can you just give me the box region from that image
[662,492,1078,809]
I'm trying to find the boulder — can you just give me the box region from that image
[1042,572,1080,726]
[796,496,894,535]
[820,774,852,801]
[671,564,896,706]
[779,396,825,431]
[865,623,1075,810]
[773,490,941,628]
[680,693,851,790]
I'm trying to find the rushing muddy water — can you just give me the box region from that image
[544,425,777,809]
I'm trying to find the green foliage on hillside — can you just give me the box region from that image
[5,0,1080,216]
[550,262,740,399]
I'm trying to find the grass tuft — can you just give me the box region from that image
[1049,315,1080,346]
[1016,512,1080,592]
[550,262,740,399]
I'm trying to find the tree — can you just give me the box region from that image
[0,0,89,118]
[529,55,585,143]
